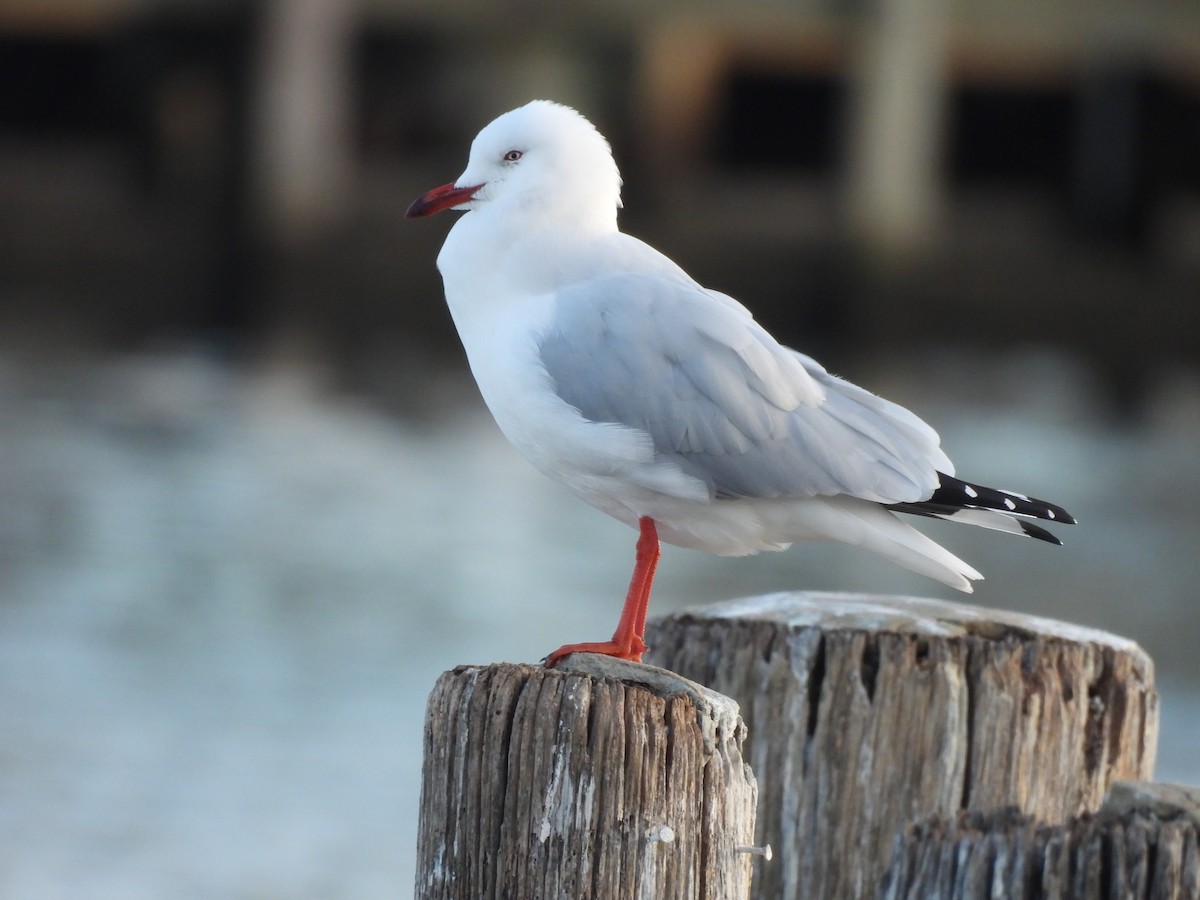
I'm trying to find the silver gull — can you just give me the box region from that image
[406,100,1074,666]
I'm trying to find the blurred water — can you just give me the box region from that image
[0,346,1197,898]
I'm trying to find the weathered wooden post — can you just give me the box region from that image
[879,782,1200,899]
[415,654,758,899]
[645,592,1159,900]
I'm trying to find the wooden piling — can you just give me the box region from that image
[879,781,1200,899]
[645,592,1159,900]
[415,655,758,900]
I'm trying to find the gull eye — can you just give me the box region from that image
[502,150,523,163]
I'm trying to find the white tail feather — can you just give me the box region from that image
[817,497,983,592]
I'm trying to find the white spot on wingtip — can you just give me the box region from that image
[1003,498,1017,510]
[963,485,978,498]
[1047,510,1055,519]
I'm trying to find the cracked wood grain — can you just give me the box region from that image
[880,782,1200,899]
[415,660,758,899]
[644,592,1159,900]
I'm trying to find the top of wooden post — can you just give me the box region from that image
[555,652,744,754]
[1100,781,1200,829]
[680,591,1147,656]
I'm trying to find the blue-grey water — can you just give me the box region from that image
[1,345,1197,898]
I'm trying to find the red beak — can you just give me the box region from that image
[405,182,484,218]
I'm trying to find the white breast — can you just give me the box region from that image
[450,286,712,523]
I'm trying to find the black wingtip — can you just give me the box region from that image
[933,473,1075,526]
[1032,495,1077,526]
[1019,520,1063,545]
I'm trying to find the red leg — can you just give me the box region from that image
[628,520,659,643]
[545,517,660,668]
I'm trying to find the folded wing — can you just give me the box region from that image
[538,272,950,505]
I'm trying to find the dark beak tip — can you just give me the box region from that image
[404,182,483,221]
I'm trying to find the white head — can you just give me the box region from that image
[407,100,623,231]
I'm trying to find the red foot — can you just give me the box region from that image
[544,635,647,668]
[544,517,660,669]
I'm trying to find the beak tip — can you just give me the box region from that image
[404,182,483,220]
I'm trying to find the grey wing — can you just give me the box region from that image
[538,272,949,504]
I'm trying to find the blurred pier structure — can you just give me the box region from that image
[2,4,1199,897]
[0,0,1198,402]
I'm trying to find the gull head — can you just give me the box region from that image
[406,100,623,230]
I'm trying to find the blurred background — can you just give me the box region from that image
[1,0,1198,896]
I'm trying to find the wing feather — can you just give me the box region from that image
[538,272,946,504]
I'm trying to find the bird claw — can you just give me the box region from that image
[543,635,647,669]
